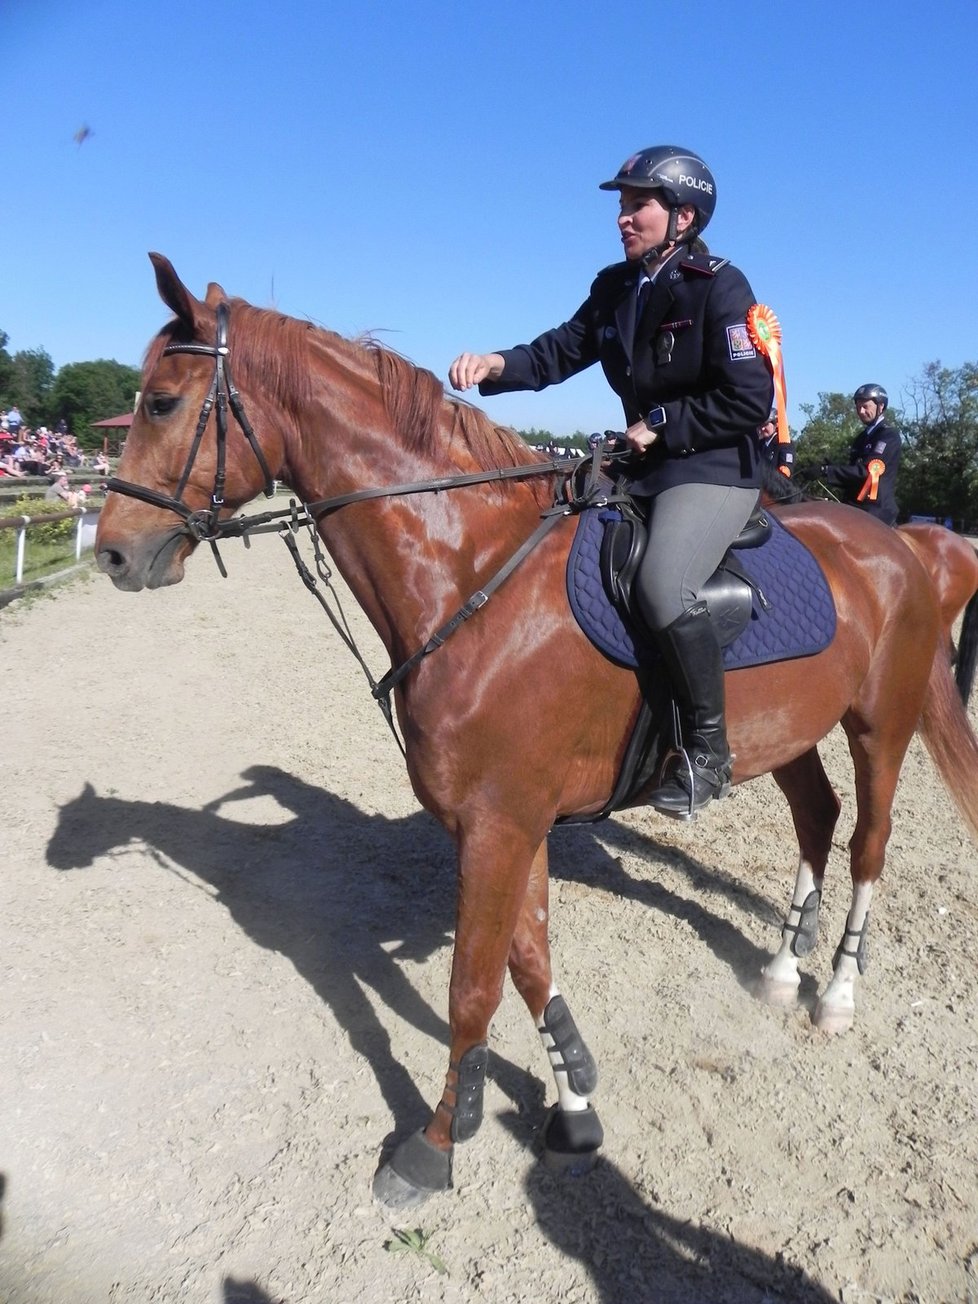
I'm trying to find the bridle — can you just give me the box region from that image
[106,302,276,573]
[104,302,628,744]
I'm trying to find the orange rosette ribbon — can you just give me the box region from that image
[746,303,790,451]
[857,458,885,502]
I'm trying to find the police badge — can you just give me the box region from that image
[726,323,756,360]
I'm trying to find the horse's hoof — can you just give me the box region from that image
[812,998,854,1035]
[372,1129,452,1209]
[372,1162,435,1210]
[541,1104,603,1175]
[754,974,800,1008]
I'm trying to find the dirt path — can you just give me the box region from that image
[2,530,977,1304]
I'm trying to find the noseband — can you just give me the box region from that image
[106,302,275,569]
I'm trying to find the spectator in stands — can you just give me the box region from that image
[1,445,25,475]
[45,470,81,508]
[6,405,23,437]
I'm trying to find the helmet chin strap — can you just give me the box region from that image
[640,207,690,272]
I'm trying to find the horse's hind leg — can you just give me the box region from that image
[507,839,603,1173]
[756,748,841,1006]
[813,708,910,1034]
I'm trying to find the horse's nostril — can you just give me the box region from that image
[96,547,127,575]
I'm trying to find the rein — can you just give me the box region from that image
[105,306,627,748]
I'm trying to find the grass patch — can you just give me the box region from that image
[0,494,92,587]
[0,535,80,583]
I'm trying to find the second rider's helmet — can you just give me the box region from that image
[599,145,717,233]
[853,383,888,412]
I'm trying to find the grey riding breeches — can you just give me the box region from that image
[633,482,760,631]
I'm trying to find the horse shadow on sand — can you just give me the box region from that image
[47,765,796,1129]
[497,1103,835,1304]
[46,768,830,1302]
[222,1279,276,1304]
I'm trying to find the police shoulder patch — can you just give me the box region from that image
[726,322,756,360]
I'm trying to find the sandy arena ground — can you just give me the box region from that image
[2,525,977,1304]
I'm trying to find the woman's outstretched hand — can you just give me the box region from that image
[448,352,505,391]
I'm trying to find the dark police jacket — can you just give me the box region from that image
[480,250,773,497]
[821,419,902,525]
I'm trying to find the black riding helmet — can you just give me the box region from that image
[853,383,888,412]
[599,146,717,237]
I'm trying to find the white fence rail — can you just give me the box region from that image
[0,507,101,586]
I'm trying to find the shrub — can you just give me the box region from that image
[9,494,75,546]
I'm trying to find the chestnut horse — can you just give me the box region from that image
[897,522,978,702]
[96,255,978,1209]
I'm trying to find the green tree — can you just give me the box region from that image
[9,348,55,428]
[900,361,978,527]
[518,426,555,446]
[48,359,141,450]
[794,391,861,467]
[0,329,14,407]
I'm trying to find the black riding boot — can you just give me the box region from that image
[646,602,733,820]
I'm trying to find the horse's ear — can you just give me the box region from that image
[148,252,205,334]
[204,281,227,307]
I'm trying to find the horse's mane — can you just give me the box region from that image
[143,299,551,504]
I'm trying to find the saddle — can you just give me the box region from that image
[599,498,772,652]
[560,471,836,826]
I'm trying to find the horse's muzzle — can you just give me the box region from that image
[95,525,191,591]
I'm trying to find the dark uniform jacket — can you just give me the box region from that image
[480,250,773,497]
[821,419,901,525]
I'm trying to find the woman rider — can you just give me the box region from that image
[449,146,773,818]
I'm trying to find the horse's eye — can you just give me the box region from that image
[147,393,180,419]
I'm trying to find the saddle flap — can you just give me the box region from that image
[598,506,647,617]
[731,508,773,550]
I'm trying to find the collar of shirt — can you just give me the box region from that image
[637,246,685,296]
[863,414,884,438]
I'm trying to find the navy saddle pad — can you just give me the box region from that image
[567,507,836,670]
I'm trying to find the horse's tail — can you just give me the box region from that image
[955,590,978,704]
[917,641,978,841]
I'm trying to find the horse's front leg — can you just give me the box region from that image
[756,749,841,1006]
[372,816,541,1209]
[507,839,603,1173]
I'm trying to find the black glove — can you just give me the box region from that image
[796,463,827,479]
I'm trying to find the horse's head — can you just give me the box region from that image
[96,253,285,591]
[48,781,121,869]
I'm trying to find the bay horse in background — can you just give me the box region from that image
[95,254,978,1209]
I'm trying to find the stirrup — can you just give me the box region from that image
[647,746,732,821]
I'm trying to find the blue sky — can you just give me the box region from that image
[3,0,976,436]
